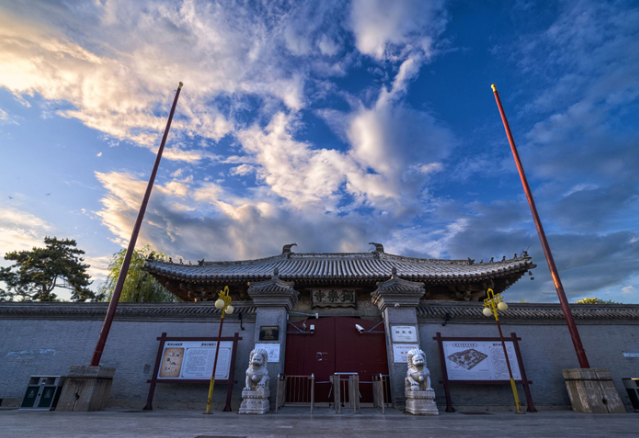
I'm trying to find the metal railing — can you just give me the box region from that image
[331,372,360,414]
[372,374,391,414]
[275,374,315,414]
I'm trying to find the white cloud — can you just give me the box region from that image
[229,164,255,177]
[83,255,112,285]
[93,170,388,261]
[414,163,444,175]
[0,0,451,159]
[562,183,598,198]
[0,206,53,255]
[236,113,352,211]
[349,0,446,60]
[0,108,19,125]
[0,1,339,152]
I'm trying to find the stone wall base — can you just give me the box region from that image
[56,366,115,412]
[563,368,626,414]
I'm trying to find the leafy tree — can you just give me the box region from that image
[0,237,94,302]
[575,297,621,304]
[101,245,179,302]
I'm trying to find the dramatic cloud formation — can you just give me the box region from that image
[0,0,444,152]
[1,0,638,302]
[93,170,385,261]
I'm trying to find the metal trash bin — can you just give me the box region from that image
[20,376,65,410]
[622,378,639,411]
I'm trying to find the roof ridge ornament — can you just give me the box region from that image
[282,243,297,254]
[369,242,384,253]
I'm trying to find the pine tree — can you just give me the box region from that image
[0,237,94,301]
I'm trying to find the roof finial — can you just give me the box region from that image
[369,242,384,253]
[273,267,279,277]
[282,243,297,254]
[391,266,397,277]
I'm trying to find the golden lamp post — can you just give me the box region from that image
[482,288,522,414]
[204,286,234,414]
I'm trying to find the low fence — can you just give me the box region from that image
[372,374,391,414]
[331,372,359,414]
[276,373,391,414]
[275,374,315,413]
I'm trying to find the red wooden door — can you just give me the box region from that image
[285,317,336,402]
[285,317,388,404]
[334,317,388,403]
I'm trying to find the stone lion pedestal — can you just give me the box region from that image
[239,388,270,414]
[405,388,439,415]
[404,348,439,416]
[239,348,270,414]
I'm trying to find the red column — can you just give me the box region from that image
[491,84,590,369]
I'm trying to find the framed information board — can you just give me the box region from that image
[144,332,242,412]
[442,340,521,381]
[433,332,536,413]
[254,343,281,362]
[157,340,233,380]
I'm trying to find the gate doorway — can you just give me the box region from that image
[285,317,388,405]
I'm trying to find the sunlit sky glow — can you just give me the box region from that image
[1,0,638,303]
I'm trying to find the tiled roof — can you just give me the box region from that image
[0,302,256,320]
[1,301,637,322]
[417,301,639,321]
[375,271,426,294]
[144,250,535,285]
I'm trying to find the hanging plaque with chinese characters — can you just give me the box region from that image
[311,289,356,308]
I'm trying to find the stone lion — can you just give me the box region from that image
[405,348,431,391]
[244,348,269,390]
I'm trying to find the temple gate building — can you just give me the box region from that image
[143,243,536,408]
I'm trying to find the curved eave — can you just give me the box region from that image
[145,256,536,286]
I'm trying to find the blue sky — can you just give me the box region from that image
[1,0,638,303]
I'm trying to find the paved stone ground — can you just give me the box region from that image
[1,407,637,438]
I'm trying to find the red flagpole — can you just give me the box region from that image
[491,84,590,369]
[91,82,183,366]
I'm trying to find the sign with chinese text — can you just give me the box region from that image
[442,340,521,381]
[254,343,281,362]
[259,326,280,341]
[392,343,420,363]
[311,289,356,307]
[157,341,232,380]
[391,325,418,343]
